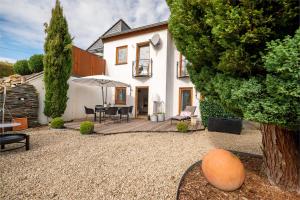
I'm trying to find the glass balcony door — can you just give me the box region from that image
[136,42,150,76]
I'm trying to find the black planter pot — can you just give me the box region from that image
[208,117,242,134]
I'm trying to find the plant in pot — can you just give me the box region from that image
[150,114,158,122]
[200,98,242,134]
[157,112,165,122]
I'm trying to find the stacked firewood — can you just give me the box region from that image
[0,74,26,93]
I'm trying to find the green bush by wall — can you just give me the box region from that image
[200,98,237,128]
[50,117,64,129]
[80,121,94,134]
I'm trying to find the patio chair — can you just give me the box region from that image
[84,106,96,121]
[105,107,119,121]
[170,106,196,124]
[119,107,130,122]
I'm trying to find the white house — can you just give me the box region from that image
[99,20,200,119]
[28,19,200,124]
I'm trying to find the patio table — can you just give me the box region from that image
[0,122,21,129]
[95,105,131,123]
[0,122,30,152]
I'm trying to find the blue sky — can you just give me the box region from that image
[0,0,169,63]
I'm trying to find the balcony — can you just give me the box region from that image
[132,59,152,78]
[177,60,189,78]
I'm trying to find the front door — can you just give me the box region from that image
[135,87,149,118]
[179,87,193,113]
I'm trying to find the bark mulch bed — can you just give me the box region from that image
[177,151,300,200]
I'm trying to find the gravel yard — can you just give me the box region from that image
[0,127,261,200]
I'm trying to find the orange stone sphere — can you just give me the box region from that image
[201,149,245,191]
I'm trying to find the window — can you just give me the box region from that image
[136,42,150,75]
[179,87,193,112]
[116,46,128,65]
[178,54,189,77]
[115,87,126,105]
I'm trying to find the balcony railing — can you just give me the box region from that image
[132,59,152,77]
[177,60,189,78]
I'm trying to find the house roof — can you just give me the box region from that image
[101,21,168,42]
[87,19,131,52]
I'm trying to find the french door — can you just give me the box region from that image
[179,87,193,113]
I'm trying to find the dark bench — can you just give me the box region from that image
[0,133,30,152]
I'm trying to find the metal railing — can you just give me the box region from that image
[176,60,189,78]
[132,59,152,77]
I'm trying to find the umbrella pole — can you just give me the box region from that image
[105,87,107,104]
[101,86,104,106]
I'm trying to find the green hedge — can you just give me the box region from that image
[80,121,94,134]
[28,54,44,73]
[13,60,31,75]
[50,117,64,129]
[200,98,237,128]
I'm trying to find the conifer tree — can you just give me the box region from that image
[43,0,72,118]
[167,0,300,192]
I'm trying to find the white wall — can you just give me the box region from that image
[28,75,47,124]
[103,29,200,118]
[166,33,200,118]
[28,75,107,124]
[103,29,169,116]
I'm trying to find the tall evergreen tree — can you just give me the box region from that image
[167,0,300,192]
[43,0,72,118]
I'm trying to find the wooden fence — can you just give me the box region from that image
[72,46,106,76]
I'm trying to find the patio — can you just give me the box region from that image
[65,118,204,135]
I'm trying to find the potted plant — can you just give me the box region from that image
[150,114,158,122]
[157,112,165,122]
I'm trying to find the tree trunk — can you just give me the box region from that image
[260,124,300,193]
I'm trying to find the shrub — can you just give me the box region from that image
[80,121,94,134]
[50,117,64,129]
[0,61,14,78]
[200,98,237,128]
[13,60,31,75]
[43,0,72,118]
[177,122,189,133]
[28,54,44,73]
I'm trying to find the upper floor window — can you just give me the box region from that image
[135,42,150,76]
[115,87,126,105]
[178,53,189,78]
[116,45,128,65]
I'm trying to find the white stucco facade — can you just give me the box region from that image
[103,27,200,118]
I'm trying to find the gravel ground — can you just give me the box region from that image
[0,126,261,200]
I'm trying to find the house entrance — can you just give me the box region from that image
[135,87,149,118]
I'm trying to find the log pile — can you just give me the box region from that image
[0,74,26,93]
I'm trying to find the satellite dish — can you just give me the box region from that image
[150,34,160,48]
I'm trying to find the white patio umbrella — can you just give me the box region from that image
[72,75,130,105]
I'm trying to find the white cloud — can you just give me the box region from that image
[0,57,16,63]
[0,0,170,50]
